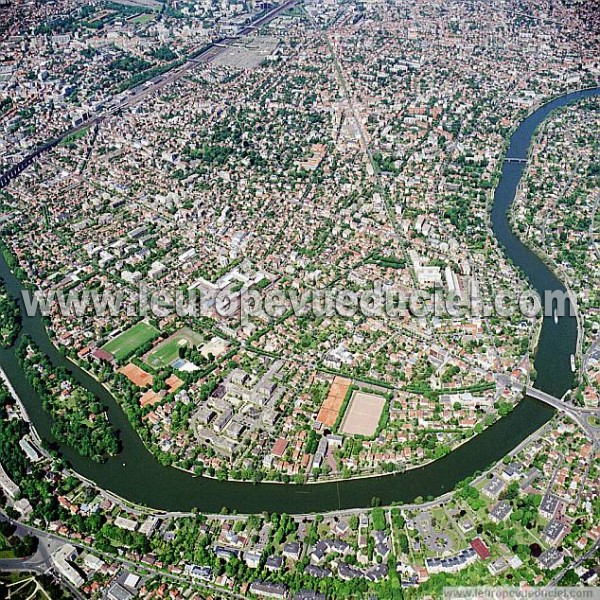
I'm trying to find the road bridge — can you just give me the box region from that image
[496,375,600,446]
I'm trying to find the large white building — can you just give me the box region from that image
[52,544,84,588]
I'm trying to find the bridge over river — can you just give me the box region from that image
[496,375,600,446]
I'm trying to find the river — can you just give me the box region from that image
[0,87,597,514]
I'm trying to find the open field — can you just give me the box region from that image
[316,376,351,427]
[144,326,203,368]
[131,13,155,24]
[340,390,386,437]
[102,321,159,361]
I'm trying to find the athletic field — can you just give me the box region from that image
[144,327,203,368]
[340,391,386,437]
[102,322,160,362]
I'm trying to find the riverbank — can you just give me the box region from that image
[0,87,596,514]
[511,225,584,377]
[0,365,558,521]
[62,330,510,487]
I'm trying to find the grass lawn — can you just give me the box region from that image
[0,533,15,559]
[145,326,203,368]
[132,13,154,24]
[59,127,89,146]
[102,322,160,361]
[145,338,184,368]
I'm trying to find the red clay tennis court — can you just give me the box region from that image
[316,376,351,427]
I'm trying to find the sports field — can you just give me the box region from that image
[316,376,351,427]
[119,363,154,388]
[340,391,386,437]
[144,327,203,368]
[102,322,160,361]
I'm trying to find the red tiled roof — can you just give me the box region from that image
[470,537,491,559]
[271,437,288,457]
[92,348,113,362]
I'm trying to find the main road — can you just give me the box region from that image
[0,511,243,600]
